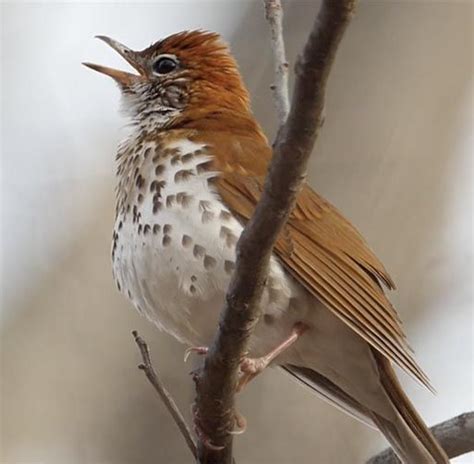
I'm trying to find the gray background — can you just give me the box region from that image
[1,1,472,463]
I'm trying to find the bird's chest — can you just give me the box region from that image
[111,137,243,345]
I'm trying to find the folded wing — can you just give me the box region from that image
[198,130,433,392]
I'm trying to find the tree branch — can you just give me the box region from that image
[193,1,357,463]
[132,331,197,459]
[264,0,290,126]
[367,412,474,464]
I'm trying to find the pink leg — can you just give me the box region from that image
[184,346,208,362]
[183,322,308,391]
[185,323,307,442]
[238,321,308,391]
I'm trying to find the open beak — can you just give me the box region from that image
[83,36,146,86]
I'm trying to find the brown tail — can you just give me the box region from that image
[371,350,449,463]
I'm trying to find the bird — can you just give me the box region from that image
[84,30,448,463]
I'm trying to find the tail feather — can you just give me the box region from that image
[283,356,448,463]
[282,365,375,428]
[371,349,449,463]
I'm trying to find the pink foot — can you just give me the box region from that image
[184,346,208,363]
[237,321,309,391]
[229,410,247,435]
[237,357,269,391]
[240,357,269,375]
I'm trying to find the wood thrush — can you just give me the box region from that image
[84,31,448,463]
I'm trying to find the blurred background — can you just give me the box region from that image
[1,1,472,463]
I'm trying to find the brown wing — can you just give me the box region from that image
[192,129,433,391]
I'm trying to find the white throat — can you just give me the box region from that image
[119,80,184,129]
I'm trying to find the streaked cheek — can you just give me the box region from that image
[162,82,189,109]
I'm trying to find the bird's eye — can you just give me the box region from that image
[152,56,178,75]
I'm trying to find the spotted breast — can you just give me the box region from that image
[111,129,306,352]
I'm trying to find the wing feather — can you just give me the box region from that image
[288,240,432,390]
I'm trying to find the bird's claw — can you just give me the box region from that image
[236,356,269,391]
[191,402,247,447]
[228,410,247,435]
[240,357,267,375]
[195,426,226,451]
[191,402,226,450]
[184,346,208,363]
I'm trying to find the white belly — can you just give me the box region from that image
[111,138,302,350]
[110,135,392,416]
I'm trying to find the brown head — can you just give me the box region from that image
[83,31,251,126]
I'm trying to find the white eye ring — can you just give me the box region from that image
[152,54,179,75]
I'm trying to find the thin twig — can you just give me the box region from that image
[367,412,474,464]
[132,330,197,459]
[193,2,357,463]
[264,0,290,126]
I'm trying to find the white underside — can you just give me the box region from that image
[112,136,403,423]
[113,138,296,343]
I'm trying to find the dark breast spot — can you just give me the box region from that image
[220,226,238,247]
[166,195,176,208]
[174,169,194,183]
[219,210,233,221]
[155,164,165,176]
[136,174,145,189]
[170,154,182,166]
[181,152,194,163]
[182,235,192,248]
[201,211,214,224]
[196,161,213,174]
[224,260,235,275]
[152,201,162,214]
[198,200,212,212]
[193,244,205,258]
[203,255,217,270]
[176,192,193,207]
